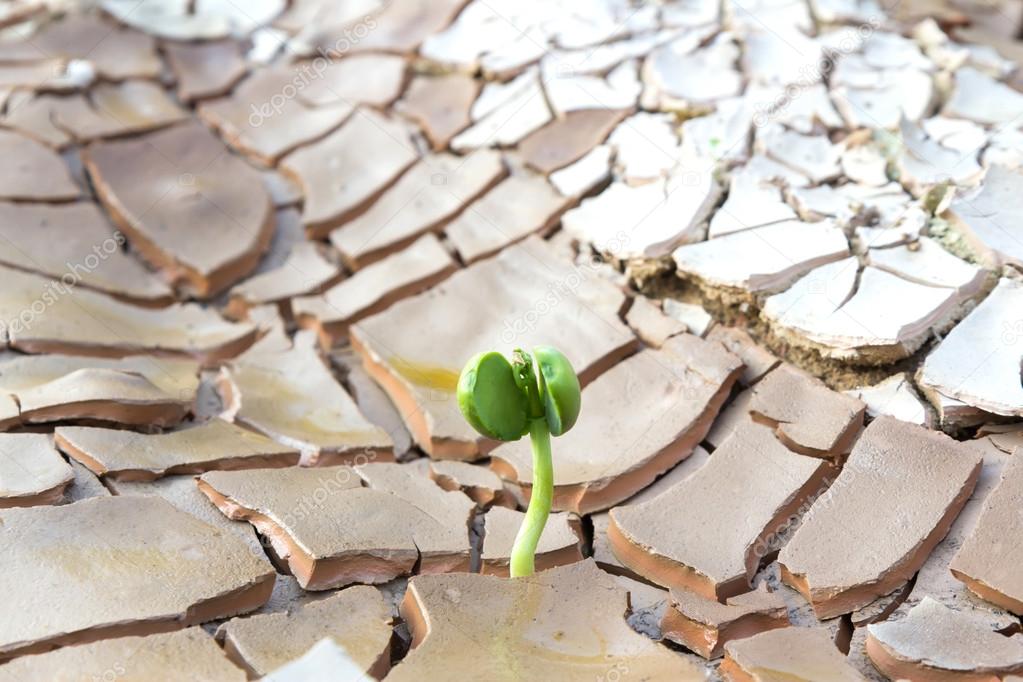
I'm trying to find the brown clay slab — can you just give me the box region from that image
[395,73,480,150]
[198,65,354,165]
[891,435,1017,630]
[0,495,274,660]
[108,474,269,564]
[429,460,515,508]
[354,462,475,573]
[0,354,199,429]
[0,627,246,681]
[328,149,505,268]
[0,265,255,360]
[163,39,247,102]
[721,627,866,681]
[0,130,79,201]
[480,507,582,576]
[0,434,73,508]
[749,364,865,459]
[609,420,833,600]
[778,416,982,619]
[590,446,711,578]
[198,463,471,590]
[55,420,299,481]
[518,109,629,174]
[55,81,188,141]
[0,59,92,92]
[624,296,687,348]
[866,597,1023,680]
[0,14,161,81]
[296,54,406,108]
[280,108,418,238]
[445,173,573,264]
[706,326,779,386]
[388,560,706,681]
[219,333,391,465]
[950,455,1023,614]
[216,586,392,678]
[85,121,275,298]
[491,334,742,514]
[294,233,457,346]
[226,227,342,320]
[661,585,790,659]
[350,237,636,460]
[330,346,414,458]
[0,202,173,306]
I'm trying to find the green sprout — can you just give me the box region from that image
[456,346,581,577]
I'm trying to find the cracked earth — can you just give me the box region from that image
[0,0,1022,679]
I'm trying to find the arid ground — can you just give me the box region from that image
[0,0,1021,680]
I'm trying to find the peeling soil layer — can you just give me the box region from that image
[0,0,1022,679]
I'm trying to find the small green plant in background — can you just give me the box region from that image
[456,346,581,577]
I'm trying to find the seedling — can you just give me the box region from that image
[456,346,581,577]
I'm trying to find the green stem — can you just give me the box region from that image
[510,418,553,578]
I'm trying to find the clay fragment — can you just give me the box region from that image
[0,14,160,81]
[0,628,246,682]
[350,237,635,460]
[778,416,982,619]
[198,64,355,165]
[672,219,850,296]
[40,81,188,142]
[429,460,515,508]
[748,364,865,459]
[0,434,73,508]
[0,202,172,306]
[950,455,1023,614]
[609,420,833,600]
[866,598,1023,680]
[480,507,582,575]
[0,265,255,360]
[721,627,866,681]
[0,130,79,201]
[281,109,418,238]
[297,54,406,109]
[395,73,480,150]
[85,122,275,298]
[226,229,342,321]
[491,334,742,514]
[844,373,933,427]
[328,149,505,268]
[445,173,572,264]
[55,420,299,481]
[294,234,457,346]
[388,560,705,681]
[164,39,247,102]
[661,585,790,659]
[216,586,392,678]
[706,326,779,386]
[218,333,391,466]
[945,164,1023,270]
[108,474,268,563]
[625,296,687,348]
[0,354,199,429]
[518,109,628,174]
[199,463,473,590]
[0,495,274,660]
[591,446,710,578]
